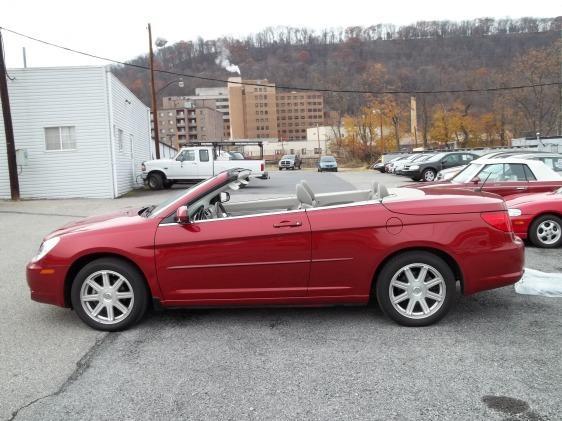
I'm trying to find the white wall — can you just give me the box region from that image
[108,72,152,197]
[0,67,114,199]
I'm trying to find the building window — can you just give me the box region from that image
[116,128,124,151]
[301,148,307,154]
[45,126,76,151]
[314,148,322,154]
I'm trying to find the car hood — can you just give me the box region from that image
[46,207,143,239]
[144,158,176,167]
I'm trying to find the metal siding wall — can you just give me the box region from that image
[109,73,151,196]
[0,67,113,199]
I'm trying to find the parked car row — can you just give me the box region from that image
[278,155,339,172]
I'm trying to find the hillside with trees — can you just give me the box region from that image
[113,17,562,156]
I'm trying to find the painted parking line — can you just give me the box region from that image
[515,268,562,297]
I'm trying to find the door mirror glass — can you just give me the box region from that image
[175,206,190,224]
[471,176,481,184]
[220,191,230,203]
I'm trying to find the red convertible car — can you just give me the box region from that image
[507,187,562,248]
[414,158,562,199]
[27,170,524,331]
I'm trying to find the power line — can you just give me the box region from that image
[0,25,560,95]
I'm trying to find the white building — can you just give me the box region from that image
[0,66,175,199]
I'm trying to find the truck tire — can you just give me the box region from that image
[147,173,164,190]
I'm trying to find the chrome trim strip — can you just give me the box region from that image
[168,259,310,270]
[311,257,354,263]
[159,209,306,226]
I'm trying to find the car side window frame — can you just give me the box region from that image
[523,165,537,181]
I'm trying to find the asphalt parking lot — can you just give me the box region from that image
[0,170,560,420]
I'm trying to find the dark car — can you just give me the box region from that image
[278,154,302,170]
[317,156,338,172]
[403,152,479,182]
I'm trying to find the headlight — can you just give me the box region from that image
[32,237,60,262]
[508,209,522,217]
[410,165,420,170]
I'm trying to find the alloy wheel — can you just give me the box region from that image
[536,219,561,245]
[424,170,436,182]
[389,263,446,319]
[80,270,135,325]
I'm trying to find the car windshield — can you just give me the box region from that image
[144,177,217,218]
[320,156,336,162]
[452,163,484,183]
[282,155,295,160]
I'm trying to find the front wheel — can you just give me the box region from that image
[375,251,455,326]
[529,214,562,248]
[71,258,148,331]
[147,173,164,190]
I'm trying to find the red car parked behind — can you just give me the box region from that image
[507,187,562,248]
[27,170,524,331]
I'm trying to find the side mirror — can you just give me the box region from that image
[220,191,230,203]
[175,206,190,224]
[471,176,481,185]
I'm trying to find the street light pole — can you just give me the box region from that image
[148,23,160,159]
[316,123,320,155]
[0,30,20,200]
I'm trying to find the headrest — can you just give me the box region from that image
[377,184,390,199]
[300,180,315,200]
[296,184,314,207]
[369,181,380,199]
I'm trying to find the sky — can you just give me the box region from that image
[1,0,560,68]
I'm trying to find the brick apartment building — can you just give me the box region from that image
[276,91,324,140]
[152,99,224,148]
[164,87,230,139]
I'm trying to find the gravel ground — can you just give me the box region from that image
[1,170,560,421]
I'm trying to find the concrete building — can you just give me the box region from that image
[228,77,278,140]
[152,101,224,147]
[0,66,172,199]
[276,91,324,140]
[163,88,231,139]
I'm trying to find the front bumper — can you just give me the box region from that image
[26,261,68,307]
[319,166,338,171]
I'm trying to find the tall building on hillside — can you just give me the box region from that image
[228,77,278,140]
[152,101,224,147]
[276,91,325,140]
[163,87,230,139]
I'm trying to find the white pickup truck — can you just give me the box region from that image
[141,146,268,190]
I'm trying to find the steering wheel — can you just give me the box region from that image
[215,201,228,218]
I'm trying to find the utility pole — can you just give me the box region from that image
[316,123,321,154]
[0,30,20,200]
[148,23,160,159]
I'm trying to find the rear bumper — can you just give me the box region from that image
[462,235,525,294]
[26,261,68,307]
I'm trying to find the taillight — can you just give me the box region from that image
[261,163,265,171]
[480,211,513,232]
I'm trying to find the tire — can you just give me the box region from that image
[411,177,420,182]
[278,167,283,171]
[375,251,456,327]
[163,180,174,189]
[71,258,149,331]
[147,172,164,190]
[529,214,562,248]
[422,168,436,182]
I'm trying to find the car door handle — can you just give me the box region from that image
[273,221,302,228]
[515,187,527,190]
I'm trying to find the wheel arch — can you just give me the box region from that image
[147,169,168,180]
[370,246,464,296]
[64,252,153,308]
[527,211,562,237]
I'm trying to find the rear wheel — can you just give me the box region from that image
[147,173,164,190]
[71,258,148,331]
[422,168,436,182]
[375,251,455,326]
[529,214,562,248]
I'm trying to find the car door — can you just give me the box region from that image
[479,163,528,197]
[195,148,214,177]
[154,210,311,304]
[170,150,197,179]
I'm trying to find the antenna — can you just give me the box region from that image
[477,171,493,193]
